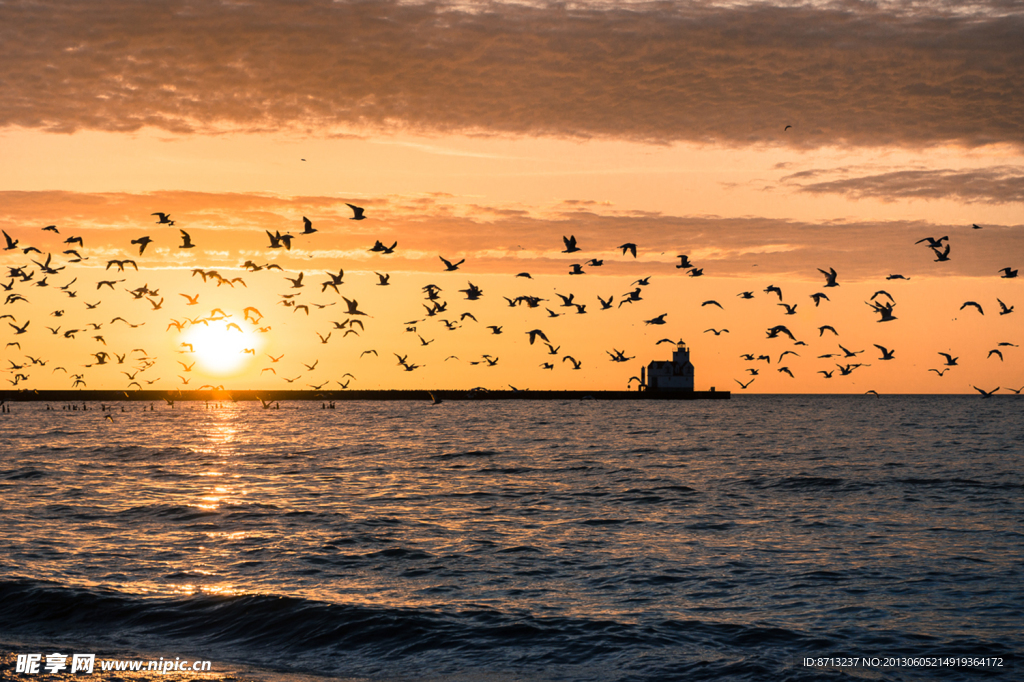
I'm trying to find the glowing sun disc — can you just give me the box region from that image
[182,322,257,376]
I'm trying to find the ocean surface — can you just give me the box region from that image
[0,396,1020,681]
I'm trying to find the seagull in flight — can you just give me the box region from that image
[618,243,637,258]
[561,235,580,253]
[526,329,549,345]
[131,236,153,255]
[874,345,896,360]
[343,297,368,316]
[960,301,983,315]
[301,216,317,234]
[346,204,366,220]
[178,230,195,248]
[818,267,839,287]
[440,256,465,271]
[153,212,173,224]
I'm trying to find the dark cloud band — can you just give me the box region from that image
[1,1,1021,147]
[782,166,1024,203]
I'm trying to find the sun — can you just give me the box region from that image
[181,321,260,377]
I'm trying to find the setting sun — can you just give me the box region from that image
[181,319,259,376]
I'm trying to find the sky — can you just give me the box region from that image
[1,0,1022,394]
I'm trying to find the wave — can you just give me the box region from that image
[1,580,1011,681]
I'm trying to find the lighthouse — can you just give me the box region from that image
[645,341,694,392]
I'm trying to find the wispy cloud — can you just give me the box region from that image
[2,1,1021,147]
[781,166,1024,203]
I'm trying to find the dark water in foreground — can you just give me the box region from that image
[1,396,1020,681]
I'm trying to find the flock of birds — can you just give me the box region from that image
[0,207,1020,397]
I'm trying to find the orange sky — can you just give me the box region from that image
[1,0,1021,394]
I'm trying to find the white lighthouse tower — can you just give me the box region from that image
[645,340,695,392]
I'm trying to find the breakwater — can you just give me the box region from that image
[0,389,730,402]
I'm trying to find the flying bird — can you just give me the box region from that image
[346,204,366,220]
[874,345,896,360]
[106,259,138,272]
[561,235,580,253]
[178,230,195,249]
[2,230,19,250]
[131,236,153,255]
[818,267,839,287]
[343,297,368,316]
[526,329,549,345]
[618,243,637,258]
[301,217,316,234]
[960,301,984,315]
[152,212,173,224]
[440,256,465,271]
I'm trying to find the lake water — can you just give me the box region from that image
[1,396,1020,681]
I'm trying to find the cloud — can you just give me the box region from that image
[2,190,1020,280]
[781,166,1024,203]
[2,1,1022,147]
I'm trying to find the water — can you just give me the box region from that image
[1,396,1020,681]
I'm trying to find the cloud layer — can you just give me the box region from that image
[781,166,1024,203]
[2,0,1022,147]
[2,190,1020,281]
